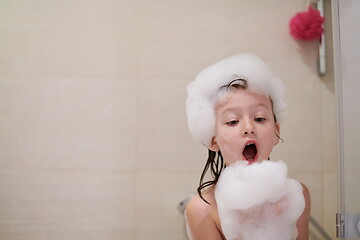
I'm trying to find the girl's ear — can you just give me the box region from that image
[274,123,281,146]
[209,136,220,151]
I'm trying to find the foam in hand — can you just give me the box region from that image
[215,160,305,240]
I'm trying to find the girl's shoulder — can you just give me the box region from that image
[299,182,311,205]
[185,187,225,240]
[185,187,216,220]
[189,186,216,205]
[296,182,311,240]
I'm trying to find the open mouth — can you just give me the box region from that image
[243,143,258,162]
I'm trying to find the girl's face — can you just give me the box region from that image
[210,89,280,166]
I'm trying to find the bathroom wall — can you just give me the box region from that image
[0,0,336,239]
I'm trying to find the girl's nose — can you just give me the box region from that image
[242,121,255,136]
[243,130,254,135]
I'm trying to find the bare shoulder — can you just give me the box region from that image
[301,183,310,203]
[185,193,212,217]
[185,188,224,240]
[300,182,311,216]
[185,189,215,228]
[296,182,311,240]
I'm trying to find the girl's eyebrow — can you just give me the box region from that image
[221,103,271,113]
[252,103,272,110]
[218,104,273,120]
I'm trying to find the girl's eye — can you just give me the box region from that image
[226,120,239,126]
[255,117,266,122]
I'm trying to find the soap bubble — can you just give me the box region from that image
[215,160,305,240]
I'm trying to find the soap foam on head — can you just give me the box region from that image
[215,160,305,240]
[186,53,286,148]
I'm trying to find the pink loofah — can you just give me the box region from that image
[289,6,324,41]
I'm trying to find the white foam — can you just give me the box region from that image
[215,160,305,240]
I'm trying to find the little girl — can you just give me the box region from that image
[184,53,310,240]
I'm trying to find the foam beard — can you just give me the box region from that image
[214,160,305,240]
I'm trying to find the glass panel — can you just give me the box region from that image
[333,0,360,239]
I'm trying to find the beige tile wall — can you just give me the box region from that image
[0,0,337,239]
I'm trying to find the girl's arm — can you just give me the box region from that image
[185,194,224,240]
[296,183,311,240]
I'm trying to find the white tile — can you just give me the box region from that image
[135,170,198,240]
[137,0,311,78]
[288,172,323,222]
[323,174,338,239]
[0,78,137,171]
[136,76,208,171]
[273,78,323,172]
[0,169,135,240]
[0,0,139,78]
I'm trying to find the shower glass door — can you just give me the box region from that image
[333,0,360,239]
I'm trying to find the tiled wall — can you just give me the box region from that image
[0,0,337,239]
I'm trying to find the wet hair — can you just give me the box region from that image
[222,78,248,90]
[197,150,225,204]
[197,79,282,204]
